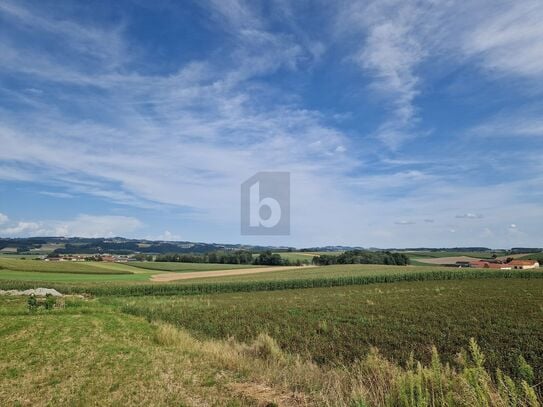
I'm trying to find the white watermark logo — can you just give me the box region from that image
[241,172,290,235]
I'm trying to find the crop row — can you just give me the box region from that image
[1,269,542,296]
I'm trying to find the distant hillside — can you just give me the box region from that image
[0,237,294,255]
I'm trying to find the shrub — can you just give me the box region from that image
[44,293,56,310]
[244,333,284,361]
[27,294,38,311]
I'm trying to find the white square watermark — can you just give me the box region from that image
[241,172,290,235]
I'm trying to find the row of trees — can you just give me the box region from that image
[312,250,410,266]
[154,250,254,265]
[147,250,310,266]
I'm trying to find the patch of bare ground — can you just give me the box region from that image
[150,265,316,282]
[229,382,306,407]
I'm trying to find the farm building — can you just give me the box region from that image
[469,260,492,268]
[508,260,540,269]
[469,259,538,269]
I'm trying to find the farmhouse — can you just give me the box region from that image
[508,260,540,269]
[468,259,538,269]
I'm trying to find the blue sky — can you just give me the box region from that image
[0,0,542,248]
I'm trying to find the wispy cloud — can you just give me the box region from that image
[0,214,142,238]
[463,0,543,78]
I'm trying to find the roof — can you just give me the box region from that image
[469,260,489,266]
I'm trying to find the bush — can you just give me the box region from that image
[27,294,38,311]
[27,293,57,311]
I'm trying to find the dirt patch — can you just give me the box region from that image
[229,382,307,407]
[150,266,316,282]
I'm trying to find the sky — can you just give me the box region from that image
[0,0,542,248]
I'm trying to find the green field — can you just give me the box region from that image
[0,270,155,282]
[181,264,449,283]
[117,279,543,380]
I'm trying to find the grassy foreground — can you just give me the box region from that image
[1,280,541,406]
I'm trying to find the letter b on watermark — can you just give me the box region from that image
[241,172,290,235]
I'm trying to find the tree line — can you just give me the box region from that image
[139,250,309,266]
[312,250,410,266]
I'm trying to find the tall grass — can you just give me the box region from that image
[1,269,542,296]
[153,323,542,406]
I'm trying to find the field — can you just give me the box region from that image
[129,261,264,272]
[0,258,135,274]
[272,252,328,262]
[1,257,543,405]
[404,251,500,260]
[116,279,543,378]
[0,258,267,283]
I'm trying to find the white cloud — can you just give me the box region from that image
[0,213,9,225]
[395,220,415,225]
[154,231,182,241]
[0,221,41,236]
[463,0,543,78]
[345,2,427,148]
[470,113,543,138]
[456,213,484,219]
[0,215,142,238]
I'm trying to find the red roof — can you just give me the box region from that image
[469,260,491,268]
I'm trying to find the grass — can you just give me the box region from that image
[519,253,543,262]
[117,278,543,383]
[1,278,541,406]
[0,270,155,282]
[0,297,250,405]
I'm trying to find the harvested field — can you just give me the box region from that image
[150,265,316,282]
